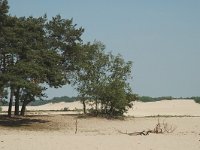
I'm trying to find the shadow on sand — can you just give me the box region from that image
[0,115,49,128]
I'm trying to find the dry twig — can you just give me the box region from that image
[75,119,78,134]
[118,118,176,136]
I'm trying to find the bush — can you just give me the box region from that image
[63,107,69,111]
[138,96,173,102]
[192,97,200,104]
[138,96,155,102]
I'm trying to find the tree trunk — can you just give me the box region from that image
[20,102,26,116]
[14,87,20,116]
[0,96,1,103]
[8,87,14,117]
[109,105,114,116]
[82,99,86,114]
[95,98,98,116]
[20,93,34,116]
[101,101,103,111]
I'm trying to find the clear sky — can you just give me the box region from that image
[8,0,200,98]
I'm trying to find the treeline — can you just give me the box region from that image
[29,96,200,105]
[138,96,200,103]
[191,97,200,104]
[0,0,137,117]
[1,95,199,111]
[31,96,200,105]
[138,96,173,102]
[29,96,78,106]
[0,96,78,106]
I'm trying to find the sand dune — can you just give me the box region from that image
[127,99,200,117]
[2,99,200,117]
[0,115,200,150]
[1,99,200,150]
[1,101,83,112]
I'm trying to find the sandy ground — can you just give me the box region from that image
[2,99,200,117]
[128,99,200,117]
[0,100,200,150]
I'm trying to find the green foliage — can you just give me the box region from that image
[0,0,85,116]
[97,54,137,116]
[0,100,8,106]
[191,97,200,104]
[138,96,155,102]
[138,96,172,102]
[72,42,137,116]
[0,0,9,27]
[29,96,78,106]
[1,0,139,117]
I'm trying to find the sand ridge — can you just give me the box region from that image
[2,99,200,117]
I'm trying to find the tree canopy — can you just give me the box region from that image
[0,0,137,117]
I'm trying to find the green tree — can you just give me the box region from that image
[72,42,109,115]
[0,0,8,106]
[0,0,19,116]
[10,16,67,116]
[0,6,66,116]
[46,15,84,78]
[72,42,137,116]
[1,0,137,117]
[99,54,137,116]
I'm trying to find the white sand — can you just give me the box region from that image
[1,133,199,150]
[2,99,200,117]
[1,101,82,111]
[0,116,200,150]
[127,99,200,117]
[1,99,200,150]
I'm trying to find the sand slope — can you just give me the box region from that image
[127,99,200,117]
[0,116,200,150]
[0,100,200,150]
[3,99,200,117]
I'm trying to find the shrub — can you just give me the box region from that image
[192,97,200,104]
[63,107,69,111]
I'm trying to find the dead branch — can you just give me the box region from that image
[75,119,78,134]
[118,119,176,136]
[118,130,152,136]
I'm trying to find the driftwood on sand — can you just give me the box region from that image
[118,119,176,136]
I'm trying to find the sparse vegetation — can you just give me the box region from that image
[138,96,173,102]
[63,107,69,111]
[191,97,200,104]
[138,96,200,104]
[29,96,78,106]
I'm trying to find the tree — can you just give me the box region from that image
[72,42,109,115]
[0,0,19,116]
[99,54,137,116]
[0,6,65,116]
[1,0,137,117]
[72,42,137,116]
[0,0,7,103]
[0,0,8,107]
[0,1,86,116]
[45,15,84,77]
[10,16,67,116]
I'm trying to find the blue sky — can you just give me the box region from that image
[8,0,200,98]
